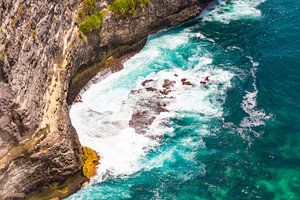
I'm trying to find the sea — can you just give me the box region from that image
[67,0,300,199]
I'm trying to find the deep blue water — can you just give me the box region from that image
[68,0,300,199]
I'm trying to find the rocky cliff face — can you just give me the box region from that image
[0,0,211,199]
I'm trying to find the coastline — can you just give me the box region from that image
[0,0,213,199]
[73,51,139,104]
[65,2,215,199]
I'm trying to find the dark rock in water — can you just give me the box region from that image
[184,81,193,86]
[74,95,83,103]
[129,111,156,134]
[158,107,169,113]
[162,79,176,89]
[129,86,171,135]
[181,78,187,82]
[160,89,172,95]
[142,79,154,86]
[130,90,139,95]
[181,78,193,86]
[146,87,158,92]
[200,76,210,85]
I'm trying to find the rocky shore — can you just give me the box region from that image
[0,0,212,199]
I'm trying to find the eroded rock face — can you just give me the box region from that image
[0,0,211,198]
[101,0,212,47]
[0,0,84,198]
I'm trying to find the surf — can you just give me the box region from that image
[67,0,273,199]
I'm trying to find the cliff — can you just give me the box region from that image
[0,0,211,199]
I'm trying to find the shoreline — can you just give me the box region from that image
[72,50,140,104]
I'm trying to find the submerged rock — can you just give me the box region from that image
[162,79,176,89]
[181,78,193,86]
[129,86,171,135]
[146,87,158,92]
[160,89,172,95]
[200,76,210,85]
[141,79,154,86]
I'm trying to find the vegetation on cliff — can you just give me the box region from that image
[77,0,150,36]
[77,0,104,35]
[82,0,97,14]
[109,0,149,15]
[78,11,104,34]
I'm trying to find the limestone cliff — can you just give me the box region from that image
[0,0,211,199]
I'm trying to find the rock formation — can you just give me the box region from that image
[0,0,211,198]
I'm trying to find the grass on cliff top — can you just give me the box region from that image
[109,0,149,15]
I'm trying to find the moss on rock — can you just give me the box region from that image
[25,146,99,200]
[82,146,99,179]
[26,173,87,200]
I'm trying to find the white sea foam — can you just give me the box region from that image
[201,0,266,24]
[68,0,267,183]
[195,32,215,43]
[147,30,191,50]
[194,56,213,70]
[70,63,234,182]
[69,17,235,183]
[239,56,272,133]
[69,27,199,183]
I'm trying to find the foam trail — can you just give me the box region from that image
[195,32,215,43]
[239,56,272,133]
[201,0,266,24]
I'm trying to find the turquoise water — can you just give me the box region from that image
[68,0,300,199]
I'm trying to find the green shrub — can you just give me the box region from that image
[79,11,103,34]
[77,9,86,23]
[83,0,97,13]
[109,0,149,16]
